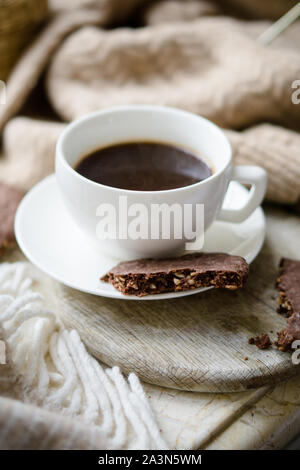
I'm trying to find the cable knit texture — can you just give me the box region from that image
[0,262,167,449]
[0,2,299,206]
[46,19,300,130]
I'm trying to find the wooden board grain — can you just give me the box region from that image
[55,207,300,392]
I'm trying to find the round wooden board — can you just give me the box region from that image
[54,208,300,393]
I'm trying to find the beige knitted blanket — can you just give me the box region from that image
[0,0,299,206]
[0,0,300,450]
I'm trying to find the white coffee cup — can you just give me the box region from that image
[56,105,267,259]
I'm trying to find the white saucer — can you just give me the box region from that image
[15,175,265,300]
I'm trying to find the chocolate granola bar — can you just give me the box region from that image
[275,258,300,351]
[0,182,24,257]
[101,252,249,297]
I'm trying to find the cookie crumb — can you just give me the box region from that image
[248,334,272,350]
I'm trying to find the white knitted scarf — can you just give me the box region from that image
[0,261,167,450]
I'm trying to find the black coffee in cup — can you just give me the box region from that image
[75,141,212,191]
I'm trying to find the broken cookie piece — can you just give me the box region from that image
[275,258,300,351]
[101,252,249,297]
[0,182,24,257]
[276,258,300,317]
[248,334,272,350]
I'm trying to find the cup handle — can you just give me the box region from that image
[218,165,267,223]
